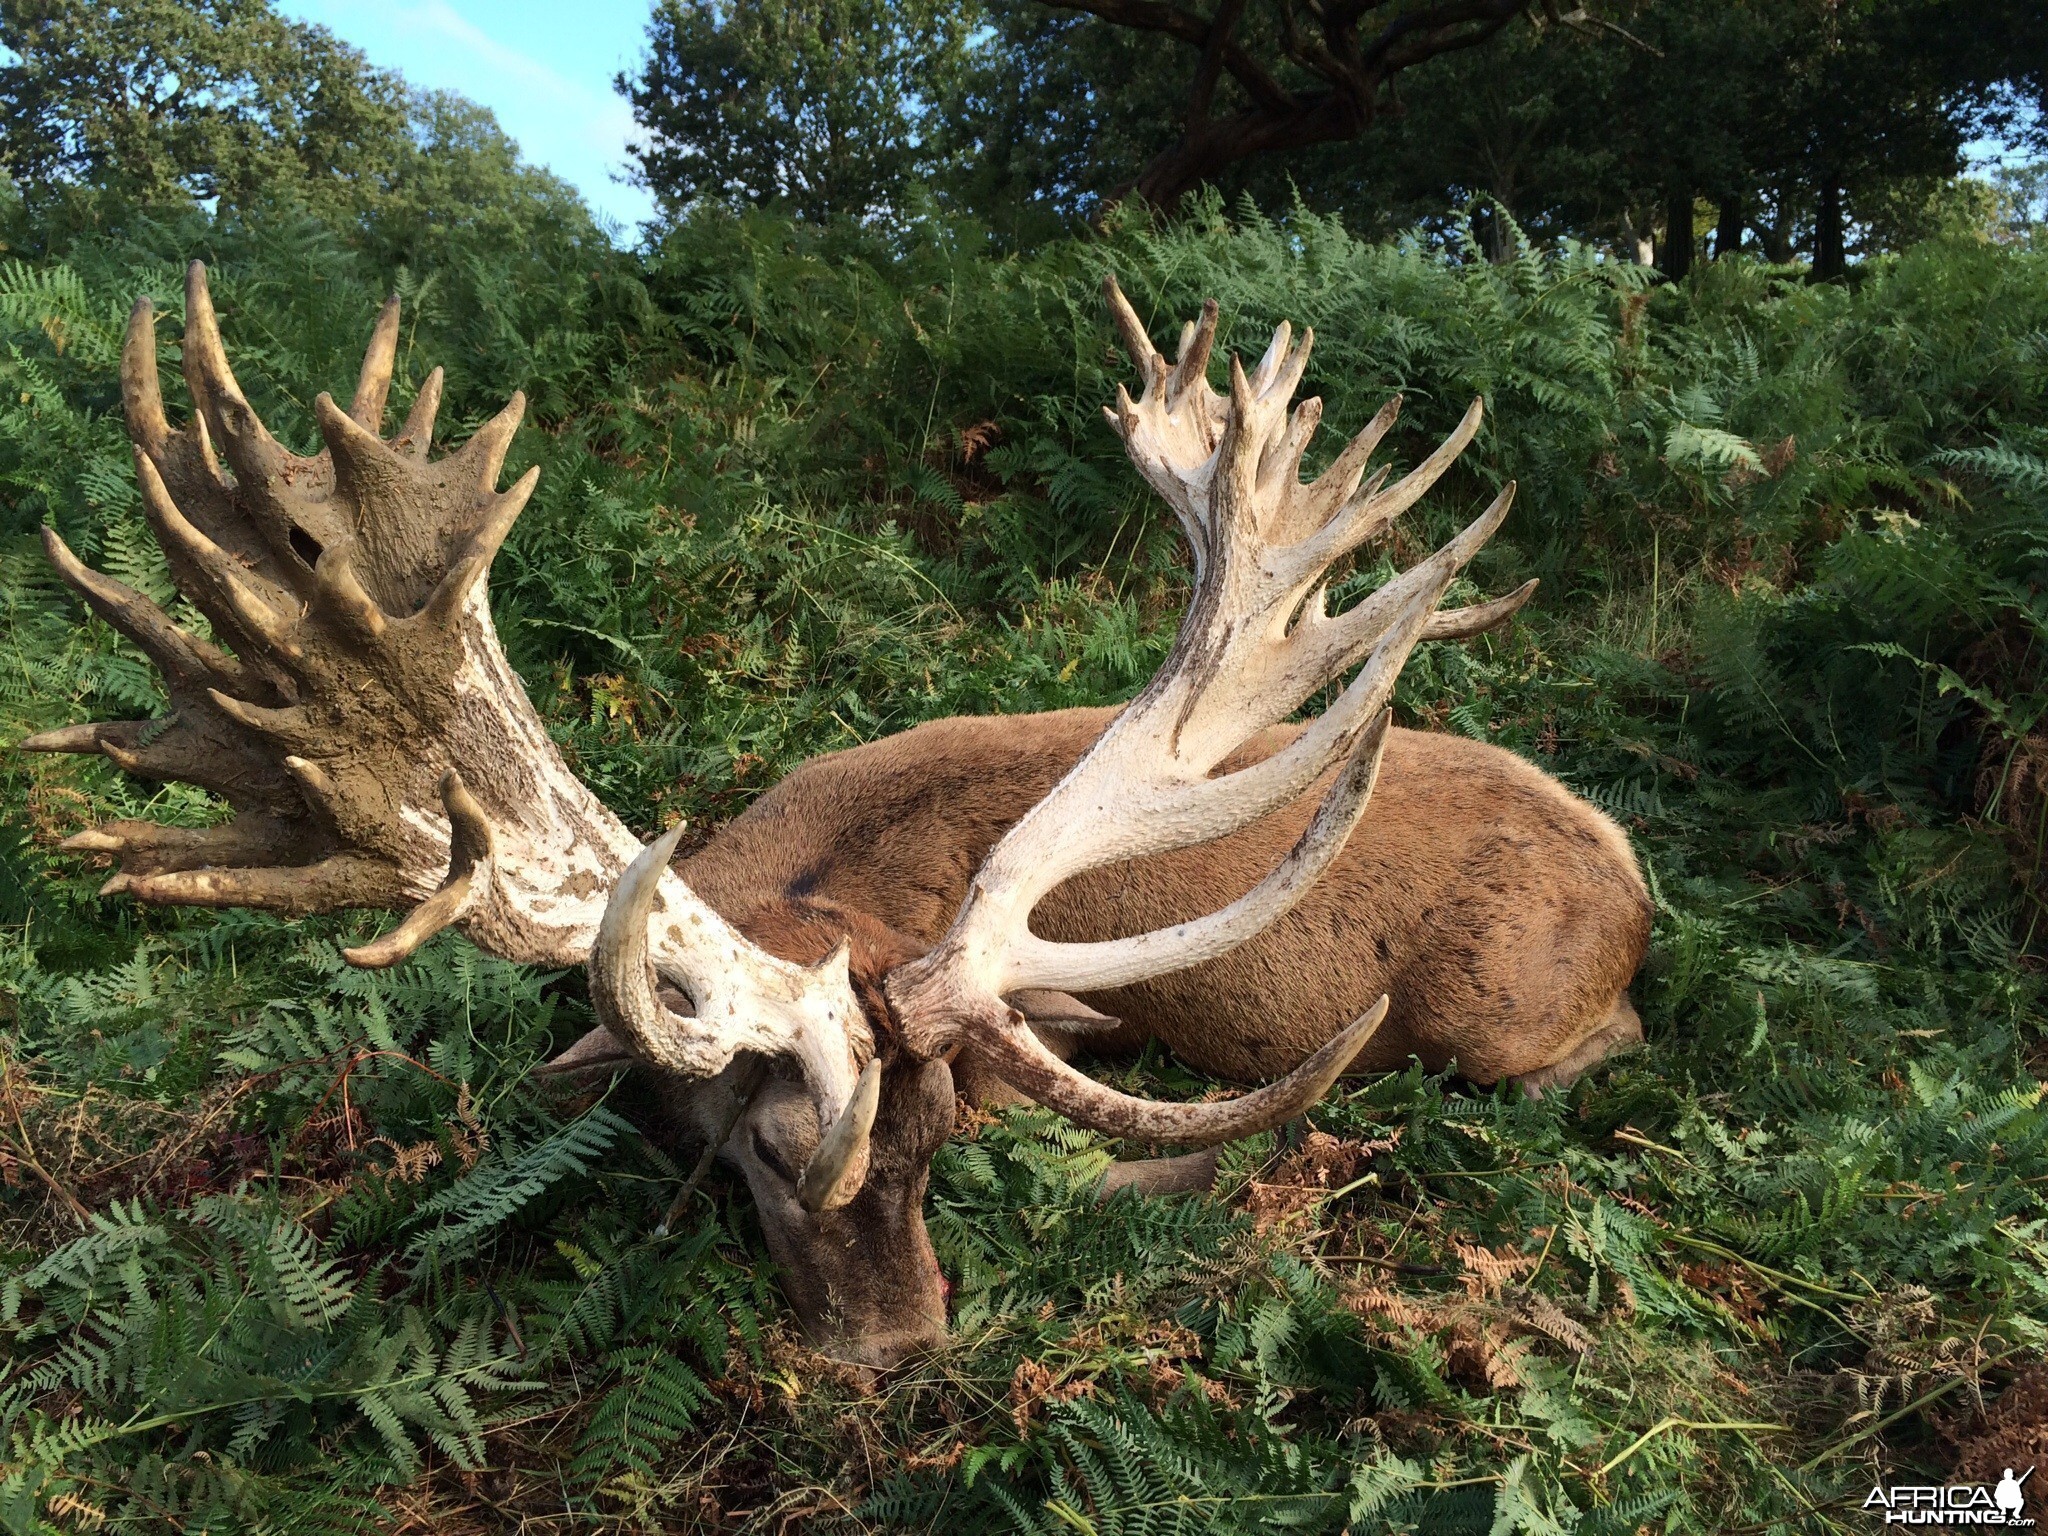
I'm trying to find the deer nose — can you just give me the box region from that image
[843,1316,949,1376]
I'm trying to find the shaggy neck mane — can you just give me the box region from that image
[735,897,928,1049]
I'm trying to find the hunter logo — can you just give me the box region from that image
[1862,1467,2035,1526]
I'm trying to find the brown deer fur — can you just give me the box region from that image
[622,702,1647,1370]
[683,705,1651,1095]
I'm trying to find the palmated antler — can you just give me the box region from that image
[884,276,1532,1145]
[26,266,874,1198]
[26,262,596,956]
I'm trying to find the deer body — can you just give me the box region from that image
[683,707,1649,1092]
[35,269,1650,1368]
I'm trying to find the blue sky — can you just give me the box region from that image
[277,0,660,234]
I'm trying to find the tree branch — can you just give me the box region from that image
[1046,0,1298,114]
[1066,0,1534,208]
[1274,0,1358,94]
[1327,0,1404,23]
[1187,0,1253,127]
[1361,0,1527,73]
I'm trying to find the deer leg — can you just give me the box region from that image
[1097,1148,1221,1200]
[1512,995,1643,1100]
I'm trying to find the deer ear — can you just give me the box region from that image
[531,980,704,1079]
[530,1025,638,1078]
[1007,989,1122,1033]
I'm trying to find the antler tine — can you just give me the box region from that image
[17,720,282,810]
[587,829,877,1209]
[1261,395,1324,499]
[1272,396,1400,544]
[39,525,253,697]
[1251,319,1289,387]
[342,771,496,968]
[886,285,1531,1144]
[121,297,171,459]
[313,391,401,497]
[351,295,401,430]
[19,721,134,755]
[1249,319,1307,401]
[101,854,405,914]
[132,451,300,660]
[181,264,283,484]
[1425,578,1538,641]
[424,466,539,625]
[177,264,334,589]
[55,818,297,872]
[1166,298,1219,407]
[395,367,443,459]
[448,392,527,496]
[975,997,1390,1147]
[1285,481,1519,690]
[588,827,707,1076]
[310,545,389,642]
[1101,272,1165,380]
[1277,397,1487,583]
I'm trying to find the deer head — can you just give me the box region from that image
[32,268,1528,1371]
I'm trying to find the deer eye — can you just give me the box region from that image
[749,1128,796,1184]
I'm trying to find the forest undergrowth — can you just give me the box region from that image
[0,195,2043,1533]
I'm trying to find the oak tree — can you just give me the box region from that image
[622,0,977,223]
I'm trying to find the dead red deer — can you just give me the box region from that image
[25,267,1648,1368]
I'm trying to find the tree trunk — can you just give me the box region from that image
[1479,200,1514,263]
[1813,179,1845,280]
[1758,191,1793,264]
[1125,96,1359,209]
[1659,188,1693,281]
[1714,195,1744,258]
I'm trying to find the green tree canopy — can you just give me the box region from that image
[363,90,606,265]
[0,0,404,215]
[622,0,978,224]
[0,0,603,267]
[949,0,2045,269]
